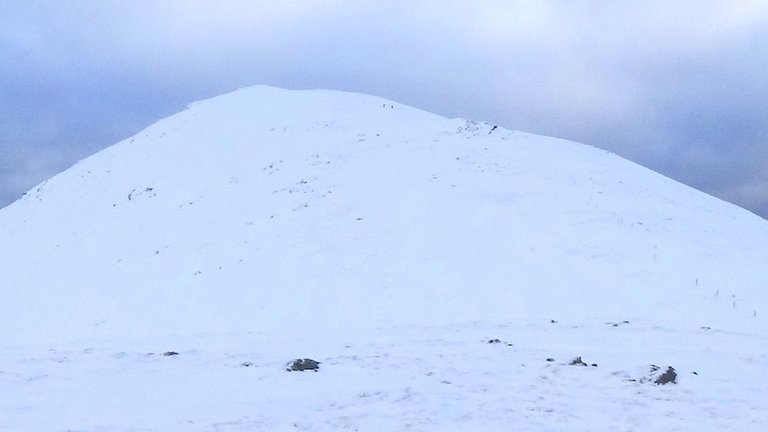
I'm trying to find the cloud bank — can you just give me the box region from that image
[2,1,767,216]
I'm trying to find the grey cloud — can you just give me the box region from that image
[1,1,767,218]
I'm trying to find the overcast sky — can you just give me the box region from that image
[2,1,767,218]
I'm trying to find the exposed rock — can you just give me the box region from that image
[163,351,179,357]
[287,358,320,372]
[655,367,677,385]
[633,365,678,384]
[569,356,588,366]
[607,320,630,327]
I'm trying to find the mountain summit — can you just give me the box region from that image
[1,86,766,430]
[2,85,766,343]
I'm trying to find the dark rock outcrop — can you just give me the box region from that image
[655,367,677,385]
[569,356,588,366]
[287,358,320,372]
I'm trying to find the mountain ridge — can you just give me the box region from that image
[1,85,767,345]
[2,85,767,431]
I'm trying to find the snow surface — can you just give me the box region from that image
[1,85,766,430]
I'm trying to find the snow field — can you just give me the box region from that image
[1,320,765,431]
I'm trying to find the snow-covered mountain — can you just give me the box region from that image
[1,86,766,431]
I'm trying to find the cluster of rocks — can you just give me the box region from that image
[150,342,679,386]
[143,351,321,373]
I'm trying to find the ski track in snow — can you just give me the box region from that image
[1,321,765,431]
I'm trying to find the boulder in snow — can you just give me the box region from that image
[287,358,320,372]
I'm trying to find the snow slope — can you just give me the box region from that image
[0,86,766,431]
